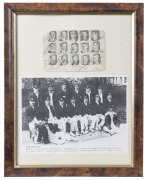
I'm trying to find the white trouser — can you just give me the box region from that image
[87,115,97,129]
[59,117,72,132]
[70,116,79,132]
[80,115,89,131]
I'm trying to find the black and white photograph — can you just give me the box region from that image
[60,54,68,65]
[59,31,68,41]
[91,41,100,52]
[71,54,80,65]
[70,43,79,53]
[91,30,100,41]
[81,42,89,53]
[48,54,57,65]
[21,76,128,154]
[60,42,68,53]
[80,30,89,41]
[69,30,78,41]
[92,54,101,65]
[81,54,90,65]
[48,43,57,53]
[43,30,105,71]
[48,31,57,42]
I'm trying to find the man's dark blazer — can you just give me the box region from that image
[83,92,95,104]
[43,91,58,107]
[72,90,83,105]
[104,114,120,130]
[104,99,116,113]
[39,105,56,121]
[55,104,68,119]
[25,105,39,123]
[67,102,80,118]
[58,90,70,105]
[91,102,105,115]
[28,92,43,107]
[79,103,92,116]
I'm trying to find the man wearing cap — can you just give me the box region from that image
[103,106,120,136]
[67,96,80,136]
[79,95,96,134]
[28,83,43,107]
[91,94,105,130]
[104,93,116,113]
[55,97,71,133]
[25,97,50,144]
[39,96,61,134]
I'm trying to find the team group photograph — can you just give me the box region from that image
[22,77,127,145]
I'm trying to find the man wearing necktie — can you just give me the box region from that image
[28,83,43,107]
[84,85,94,104]
[43,84,57,108]
[97,86,104,104]
[79,95,96,134]
[39,97,61,134]
[72,83,82,106]
[59,82,70,106]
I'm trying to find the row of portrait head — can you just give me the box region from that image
[48,54,101,66]
[48,41,100,54]
[48,30,101,42]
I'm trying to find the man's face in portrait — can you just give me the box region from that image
[83,55,89,65]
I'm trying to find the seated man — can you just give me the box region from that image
[39,97,61,134]
[91,94,105,130]
[103,106,120,136]
[55,97,71,133]
[67,97,80,137]
[79,95,97,134]
[25,97,50,144]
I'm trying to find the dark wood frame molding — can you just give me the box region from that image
[4,3,143,177]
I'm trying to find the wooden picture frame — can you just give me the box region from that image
[4,3,143,177]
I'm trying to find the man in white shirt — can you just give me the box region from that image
[60,42,68,53]
[44,84,57,107]
[84,85,94,104]
[97,86,104,104]
[28,84,42,107]
[59,31,68,41]
[48,31,56,42]
[91,30,100,41]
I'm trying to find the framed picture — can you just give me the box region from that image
[4,3,143,177]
